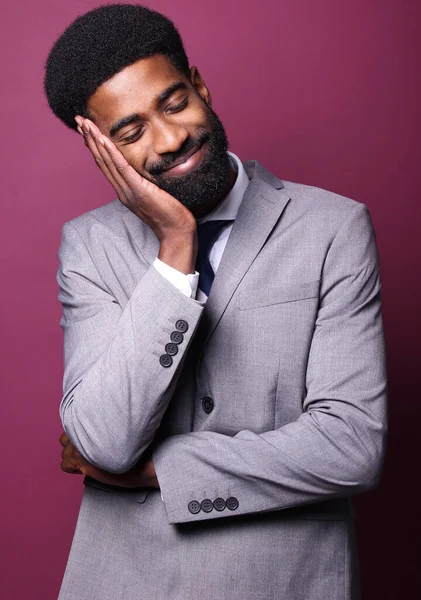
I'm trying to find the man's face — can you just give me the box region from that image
[87,55,230,212]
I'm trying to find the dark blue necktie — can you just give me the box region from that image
[195,220,233,296]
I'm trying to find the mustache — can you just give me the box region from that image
[147,129,210,176]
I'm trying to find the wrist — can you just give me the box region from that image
[158,233,197,275]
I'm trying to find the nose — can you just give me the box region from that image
[151,117,189,156]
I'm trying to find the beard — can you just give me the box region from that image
[145,106,230,211]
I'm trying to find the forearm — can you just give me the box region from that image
[58,116,204,473]
[59,223,203,473]
[154,391,387,523]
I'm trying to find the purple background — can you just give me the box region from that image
[1,1,420,597]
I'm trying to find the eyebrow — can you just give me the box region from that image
[109,81,188,138]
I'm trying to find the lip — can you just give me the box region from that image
[161,143,205,176]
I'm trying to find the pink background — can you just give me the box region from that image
[1,0,420,597]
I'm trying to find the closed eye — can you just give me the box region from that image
[120,126,144,144]
[165,97,188,114]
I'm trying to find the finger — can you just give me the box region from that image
[61,441,81,462]
[80,464,120,487]
[61,444,75,461]
[100,136,140,188]
[79,464,102,479]
[61,445,71,459]
[79,465,94,477]
[92,134,131,195]
[60,447,83,472]
[80,120,126,193]
[61,460,83,475]
[77,126,87,145]
[83,120,131,195]
[75,117,86,143]
[61,448,84,473]
[59,432,70,447]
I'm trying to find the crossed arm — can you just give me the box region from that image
[60,432,159,488]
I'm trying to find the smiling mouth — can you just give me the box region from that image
[161,142,205,177]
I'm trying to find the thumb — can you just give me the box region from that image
[80,464,116,486]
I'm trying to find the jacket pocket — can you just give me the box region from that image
[238,280,320,310]
[83,476,149,504]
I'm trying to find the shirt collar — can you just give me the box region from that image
[198,151,249,223]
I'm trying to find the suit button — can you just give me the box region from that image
[201,396,214,414]
[213,497,226,512]
[175,319,189,333]
[226,496,239,511]
[165,343,178,356]
[170,331,184,344]
[201,499,213,513]
[188,500,201,514]
[159,354,173,368]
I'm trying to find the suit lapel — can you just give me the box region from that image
[200,160,291,345]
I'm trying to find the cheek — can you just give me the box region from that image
[175,92,211,130]
[189,101,211,128]
[119,145,147,175]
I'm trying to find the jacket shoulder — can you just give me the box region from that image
[276,180,373,237]
[61,199,152,251]
[63,199,126,232]
[281,180,363,215]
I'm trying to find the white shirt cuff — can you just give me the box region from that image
[153,258,199,299]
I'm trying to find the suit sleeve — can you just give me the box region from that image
[57,222,204,473]
[153,203,388,523]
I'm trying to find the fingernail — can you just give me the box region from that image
[99,137,105,146]
[75,116,82,126]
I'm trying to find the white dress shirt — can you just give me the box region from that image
[153,152,249,301]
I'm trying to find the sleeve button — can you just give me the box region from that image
[165,343,178,356]
[213,497,226,511]
[159,354,173,368]
[175,319,189,333]
[170,331,184,344]
[201,499,214,513]
[188,500,201,514]
[226,496,239,511]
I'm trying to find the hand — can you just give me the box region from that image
[59,432,159,489]
[75,116,197,274]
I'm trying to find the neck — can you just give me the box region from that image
[191,160,238,219]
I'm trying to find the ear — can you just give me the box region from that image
[189,66,212,107]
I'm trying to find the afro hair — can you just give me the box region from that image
[44,4,190,131]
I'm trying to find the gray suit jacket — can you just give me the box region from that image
[57,160,387,600]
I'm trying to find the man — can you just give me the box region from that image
[45,4,387,599]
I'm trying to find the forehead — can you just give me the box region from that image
[88,54,188,126]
